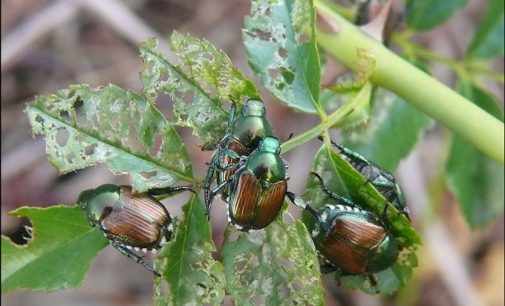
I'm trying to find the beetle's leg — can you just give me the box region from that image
[110,241,161,277]
[219,147,242,160]
[147,185,196,196]
[207,165,243,211]
[228,99,237,124]
[286,192,320,222]
[320,263,337,274]
[204,151,222,218]
[324,137,369,164]
[310,172,356,208]
[378,203,393,231]
[367,274,379,293]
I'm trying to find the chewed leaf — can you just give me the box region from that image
[170,32,258,102]
[1,206,108,293]
[26,84,192,192]
[140,36,258,147]
[222,207,324,305]
[154,196,226,305]
[243,0,320,113]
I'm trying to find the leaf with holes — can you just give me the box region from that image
[243,0,320,113]
[1,205,108,293]
[140,34,259,148]
[154,195,226,305]
[222,207,324,305]
[25,84,192,192]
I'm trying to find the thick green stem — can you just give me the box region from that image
[315,2,504,164]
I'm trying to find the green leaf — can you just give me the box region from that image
[1,206,108,293]
[140,35,258,147]
[341,88,434,172]
[302,144,419,294]
[154,196,226,305]
[406,0,468,31]
[446,82,504,228]
[243,0,320,113]
[26,84,192,192]
[222,208,324,305]
[466,0,504,59]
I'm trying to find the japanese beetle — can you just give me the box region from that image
[204,99,273,215]
[208,136,288,231]
[286,174,399,286]
[323,137,410,220]
[78,184,192,276]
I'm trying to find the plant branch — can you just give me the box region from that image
[281,83,370,153]
[315,1,504,164]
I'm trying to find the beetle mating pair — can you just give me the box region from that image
[203,98,292,231]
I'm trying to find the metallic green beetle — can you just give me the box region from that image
[323,137,410,220]
[208,136,288,231]
[78,184,192,276]
[204,98,273,215]
[287,173,399,284]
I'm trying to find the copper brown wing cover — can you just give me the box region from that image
[231,171,286,229]
[321,215,386,274]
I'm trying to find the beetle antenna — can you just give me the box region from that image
[317,135,347,153]
[285,132,294,142]
[310,172,356,207]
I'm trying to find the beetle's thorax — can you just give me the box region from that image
[246,151,285,183]
[232,116,272,149]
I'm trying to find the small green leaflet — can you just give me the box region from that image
[154,196,226,305]
[1,206,108,293]
[243,0,321,113]
[465,0,504,59]
[25,84,192,192]
[446,82,504,229]
[406,0,468,31]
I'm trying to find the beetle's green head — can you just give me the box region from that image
[242,99,266,117]
[77,184,120,224]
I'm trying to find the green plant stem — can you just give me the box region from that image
[281,83,370,153]
[315,1,504,164]
[392,32,505,84]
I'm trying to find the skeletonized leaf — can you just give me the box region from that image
[222,208,324,305]
[26,84,192,192]
[140,35,258,148]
